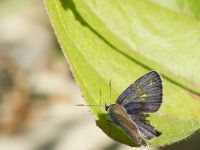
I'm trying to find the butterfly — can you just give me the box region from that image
[105,71,163,146]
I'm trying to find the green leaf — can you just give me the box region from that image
[43,0,200,147]
[150,0,200,19]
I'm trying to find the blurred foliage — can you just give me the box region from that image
[44,0,200,147]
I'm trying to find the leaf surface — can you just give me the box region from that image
[44,0,200,146]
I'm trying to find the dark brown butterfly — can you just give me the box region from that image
[105,71,162,146]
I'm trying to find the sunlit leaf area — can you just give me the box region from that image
[0,0,200,150]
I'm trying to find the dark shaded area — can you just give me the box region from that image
[60,0,87,26]
[161,132,200,150]
[96,113,137,147]
[59,0,200,96]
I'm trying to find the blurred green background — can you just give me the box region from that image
[0,0,199,150]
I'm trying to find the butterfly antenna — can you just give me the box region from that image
[75,104,104,107]
[99,89,102,104]
[109,80,112,104]
[98,89,106,114]
[75,104,85,106]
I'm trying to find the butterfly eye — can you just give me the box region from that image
[105,104,110,111]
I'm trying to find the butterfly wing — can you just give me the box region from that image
[130,113,162,140]
[116,71,162,113]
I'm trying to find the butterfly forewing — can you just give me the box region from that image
[116,71,162,113]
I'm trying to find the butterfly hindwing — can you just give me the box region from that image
[116,71,162,113]
[130,113,162,140]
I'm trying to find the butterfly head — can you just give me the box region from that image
[105,103,111,111]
